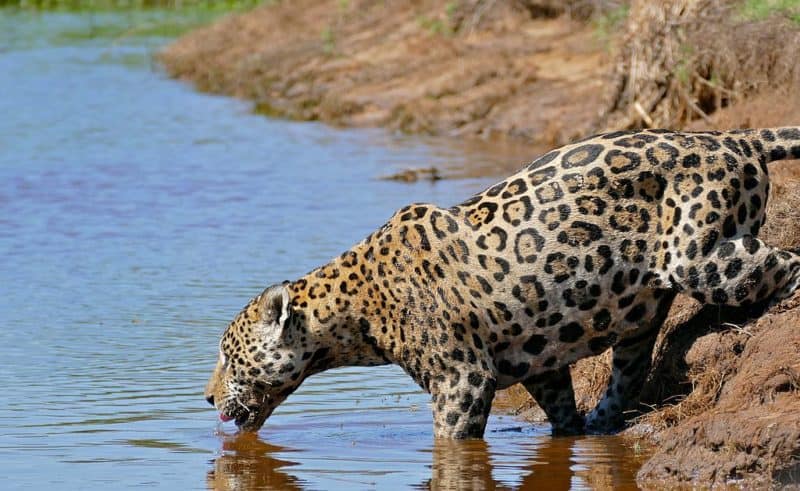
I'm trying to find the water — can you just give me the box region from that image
[0,7,647,490]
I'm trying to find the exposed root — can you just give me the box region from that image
[597,0,800,130]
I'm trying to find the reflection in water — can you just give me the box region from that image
[519,437,574,490]
[210,432,645,490]
[568,437,644,490]
[427,439,499,490]
[208,432,301,491]
[520,436,643,490]
[428,436,644,490]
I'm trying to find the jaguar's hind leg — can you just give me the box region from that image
[675,235,800,307]
[586,290,676,433]
[522,366,584,435]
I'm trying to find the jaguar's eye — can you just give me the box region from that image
[219,350,229,369]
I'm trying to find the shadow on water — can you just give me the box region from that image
[207,431,646,490]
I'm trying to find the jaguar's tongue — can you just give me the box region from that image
[219,413,233,422]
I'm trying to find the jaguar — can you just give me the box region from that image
[204,127,800,438]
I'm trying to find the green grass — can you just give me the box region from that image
[0,0,264,11]
[321,25,335,54]
[592,4,629,46]
[417,14,451,36]
[0,0,267,44]
[740,0,800,23]
[52,16,217,40]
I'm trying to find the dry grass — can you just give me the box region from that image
[632,321,744,432]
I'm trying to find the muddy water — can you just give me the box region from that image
[0,8,646,490]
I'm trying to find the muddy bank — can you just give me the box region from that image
[635,293,800,488]
[629,98,800,485]
[160,0,800,144]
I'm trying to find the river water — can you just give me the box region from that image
[0,7,646,490]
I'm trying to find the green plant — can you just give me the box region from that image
[592,4,629,45]
[674,43,695,86]
[445,1,458,20]
[321,25,336,54]
[740,0,800,24]
[417,14,450,36]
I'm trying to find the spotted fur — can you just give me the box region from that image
[205,127,800,438]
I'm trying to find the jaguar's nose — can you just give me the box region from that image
[205,394,215,406]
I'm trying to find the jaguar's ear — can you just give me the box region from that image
[258,284,291,329]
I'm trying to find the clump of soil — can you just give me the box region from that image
[378,167,443,183]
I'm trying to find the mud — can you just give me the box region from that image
[635,293,800,488]
[630,96,800,488]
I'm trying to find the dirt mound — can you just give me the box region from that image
[635,292,800,487]
[629,95,800,487]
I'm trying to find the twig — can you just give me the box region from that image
[721,322,753,337]
[695,76,738,97]
[633,101,655,127]
[678,83,712,124]
[466,0,497,36]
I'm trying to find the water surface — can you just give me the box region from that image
[0,7,647,489]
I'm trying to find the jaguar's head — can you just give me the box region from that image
[204,284,310,432]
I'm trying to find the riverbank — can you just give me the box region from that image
[158,0,610,149]
[160,1,800,487]
[160,0,800,146]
